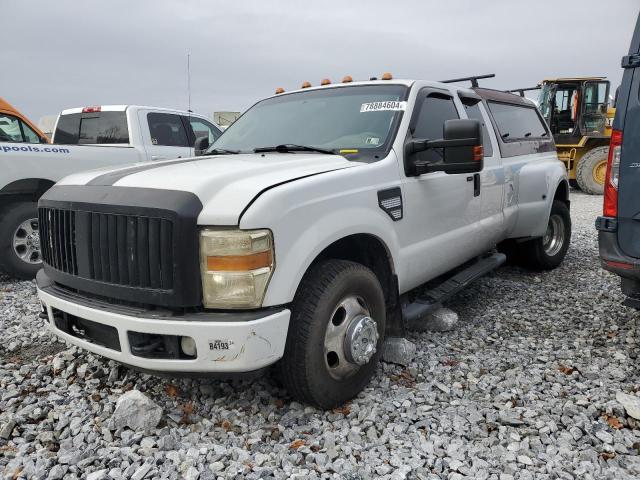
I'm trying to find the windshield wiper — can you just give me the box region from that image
[206,148,240,155]
[254,144,334,155]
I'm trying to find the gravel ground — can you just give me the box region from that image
[1,191,640,480]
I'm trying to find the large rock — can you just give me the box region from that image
[111,390,162,431]
[0,416,16,440]
[382,337,416,366]
[616,392,640,420]
[86,470,109,480]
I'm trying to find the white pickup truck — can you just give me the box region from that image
[36,75,570,408]
[0,105,221,278]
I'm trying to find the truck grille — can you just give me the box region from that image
[38,185,202,308]
[39,208,174,290]
[39,208,78,276]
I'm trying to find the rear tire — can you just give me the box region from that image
[575,146,609,195]
[278,259,386,409]
[569,179,580,190]
[0,201,42,280]
[520,200,571,270]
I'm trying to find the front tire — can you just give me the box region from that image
[0,201,42,280]
[278,259,386,409]
[575,146,609,195]
[520,200,571,270]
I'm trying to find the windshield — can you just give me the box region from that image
[538,83,553,120]
[209,84,409,160]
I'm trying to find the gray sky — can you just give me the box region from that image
[3,0,638,123]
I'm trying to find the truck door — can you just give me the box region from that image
[616,14,640,258]
[460,96,504,245]
[397,89,483,289]
[139,110,192,161]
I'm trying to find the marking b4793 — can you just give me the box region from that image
[209,339,234,350]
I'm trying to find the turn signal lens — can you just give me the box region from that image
[207,250,273,271]
[473,145,483,161]
[301,81,312,88]
[200,229,274,308]
[381,72,393,80]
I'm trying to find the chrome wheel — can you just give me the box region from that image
[324,295,379,380]
[13,218,41,264]
[542,214,565,257]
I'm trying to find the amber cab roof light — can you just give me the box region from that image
[275,87,285,94]
[301,81,312,88]
[320,78,331,85]
[342,75,353,83]
[381,72,393,80]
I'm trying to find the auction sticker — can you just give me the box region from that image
[360,101,406,112]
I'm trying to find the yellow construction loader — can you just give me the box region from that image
[534,77,615,194]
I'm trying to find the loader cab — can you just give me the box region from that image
[538,78,611,144]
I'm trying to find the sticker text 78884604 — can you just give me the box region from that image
[360,101,407,113]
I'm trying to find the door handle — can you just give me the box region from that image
[473,173,480,197]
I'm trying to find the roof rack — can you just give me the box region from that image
[440,74,495,88]
[507,86,541,97]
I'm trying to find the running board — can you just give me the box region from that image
[402,253,506,323]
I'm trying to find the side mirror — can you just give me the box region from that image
[194,136,209,156]
[406,119,483,175]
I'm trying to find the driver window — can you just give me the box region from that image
[412,94,459,164]
[189,118,221,145]
[21,121,42,143]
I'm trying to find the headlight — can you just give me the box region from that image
[199,229,274,309]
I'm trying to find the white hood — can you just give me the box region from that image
[58,153,359,225]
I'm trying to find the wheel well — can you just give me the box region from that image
[0,178,55,202]
[310,234,402,335]
[554,180,570,208]
[313,234,396,302]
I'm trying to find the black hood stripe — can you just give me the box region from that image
[238,167,353,223]
[87,156,216,186]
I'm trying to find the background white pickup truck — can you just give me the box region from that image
[0,105,221,279]
[36,77,571,408]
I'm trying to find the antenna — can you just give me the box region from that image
[440,74,495,88]
[187,52,193,156]
[187,53,192,113]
